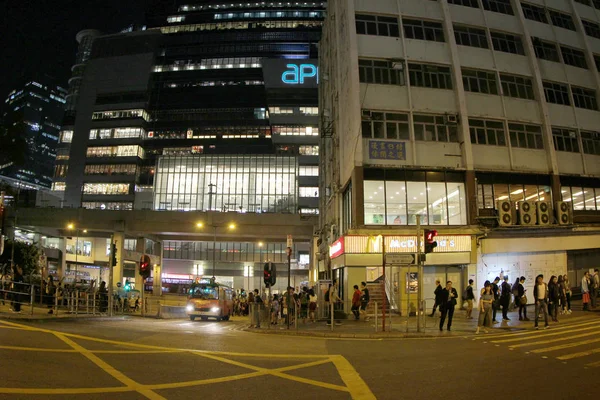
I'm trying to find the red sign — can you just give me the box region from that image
[329,237,345,259]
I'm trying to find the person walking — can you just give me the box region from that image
[253,289,263,328]
[476,281,494,334]
[11,265,24,313]
[592,269,599,309]
[430,280,443,317]
[360,281,370,322]
[563,274,572,313]
[270,294,280,325]
[465,279,475,319]
[439,281,458,331]
[500,276,512,321]
[45,276,56,314]
[548,275,560,322]
[582,272,591,311]
[98,281,108,313]
[533,275,549,330]
[351,285,361,320]
[308,289,317,323]
[327,280,342,326]
[491,277,500,323]
[515,276,529,321]
[557,275,567,315]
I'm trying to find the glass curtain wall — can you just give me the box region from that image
[154,155,298,212]
[364,173,467,226]
[163,241,296,263]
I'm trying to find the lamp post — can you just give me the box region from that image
[196,221,235,280]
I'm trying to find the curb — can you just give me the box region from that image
[0,314,128,323]
[239,326,471,339]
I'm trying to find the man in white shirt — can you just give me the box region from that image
[533,274,549,329]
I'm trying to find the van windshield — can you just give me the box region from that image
[189,284,218,300]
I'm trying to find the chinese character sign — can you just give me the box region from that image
[369,140,406,161]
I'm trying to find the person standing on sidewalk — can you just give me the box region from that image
[327,280,342,326]
[491,277,500,323]
[351,285,361,320]
[430,280,443,317]
[465,279,475,319]
[557,275,567,315]
[500,276,512,321]
[548,276,560,322]
[581,272,591,311]
[253,289,263,328]
[360,281,370,322]
[45,276,56,315]
[563,274,572,313]
[533,275,549,330]
[308,289,317,323]
[476,281,494,334]
[592,269,599,309]
[515,276,529,321]
[439,281,458,331]
[11,265,24,313]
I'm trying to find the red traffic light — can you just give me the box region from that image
[425,229,438,242]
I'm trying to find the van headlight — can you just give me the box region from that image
[211,307,220,313]
[186,304,194,312]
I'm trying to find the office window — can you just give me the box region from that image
[462,69,498,95]
[413,114,458,142]
[521,3,548,23]
[448,0,479,7]
[509,123,544,149]
[51,182,66,191]
[582,20,600,39]
[358,59,405,85]
[91,109,150,122]
[299,145,319,156]
[60,130,73,143]
[86,145,145,158]
[355,14,400,37]
[490,31,525,55]
[580,131,600,155]
[572,86,598,110]
[408,63,453,89]
[272,126,319,136]
[361,111,410,140]
[84,164,137,176]
[532,38,560,62]
[552,128,579,153]
[561,47,588,69]
[469,119,506,146]
[403,19,445,42]
[83,183,130,195]
[299,166,319,176]
[500,74,534,100]
[543,81,570,105]
[548,10,576,31]
[482,0,513,15]
[453,25,489,49]
[299,187,319,197]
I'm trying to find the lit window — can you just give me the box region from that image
[299,187,319,197]
[60,130,73,143]
[52,182,66,191]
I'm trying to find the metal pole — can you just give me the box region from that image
[416,215,422,333]
[30,284,34,315]
[382,235,386,332]
[374,301,378,332]
[108,234,114,317]
[287,249,291,330]
[141,278,145,317]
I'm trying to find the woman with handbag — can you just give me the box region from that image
[515,276,529,321]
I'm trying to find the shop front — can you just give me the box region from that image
[329,234,475,314]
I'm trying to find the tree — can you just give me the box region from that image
[0,239,40,277]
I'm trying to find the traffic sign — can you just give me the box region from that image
[385,253,416,265]
[286,234,293,247]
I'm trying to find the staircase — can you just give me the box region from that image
[366,282,390,316]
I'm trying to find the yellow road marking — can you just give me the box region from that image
[194,352,349,392]
[0,345,78,353]
[530,337,600,354]
[557,347,600,360]
[52,333,166,400]
[585,360,600,368]
[491,324,600,344]
[0,345,185,354]
[507,331,600,349]
[0,325,37,331]
[473,319,600,340]
[0,387,133,395]
[331,355,377,400]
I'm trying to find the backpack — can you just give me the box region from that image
[463,289,469,300]
[324,289,330,302]
[300,292,308,305]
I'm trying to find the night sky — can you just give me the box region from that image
[1,0,149,111]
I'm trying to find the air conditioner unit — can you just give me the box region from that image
[497,200,515,226]
[445,114,458,124]
[535,201,551,225]
[555,201,572,225]
[517,201,536,225]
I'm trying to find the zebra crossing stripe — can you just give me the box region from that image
[585,360,600,368]
[506,330,600,348]
[557,347,600,361]
[473,319,600,340]
[530,337,600,354]
[491,323,600,344]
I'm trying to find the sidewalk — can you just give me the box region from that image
[0,302,109,321]
[244,301,600,338]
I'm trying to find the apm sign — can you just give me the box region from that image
[281,64,319,85]
[262,59,319,89]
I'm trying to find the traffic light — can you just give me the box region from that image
[139,260,151,280]
[111,243,117,267]
[263,262,277,287]
[424,229,438,254]
[124,280,131,291]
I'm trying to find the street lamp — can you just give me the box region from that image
[196,222,236,279]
